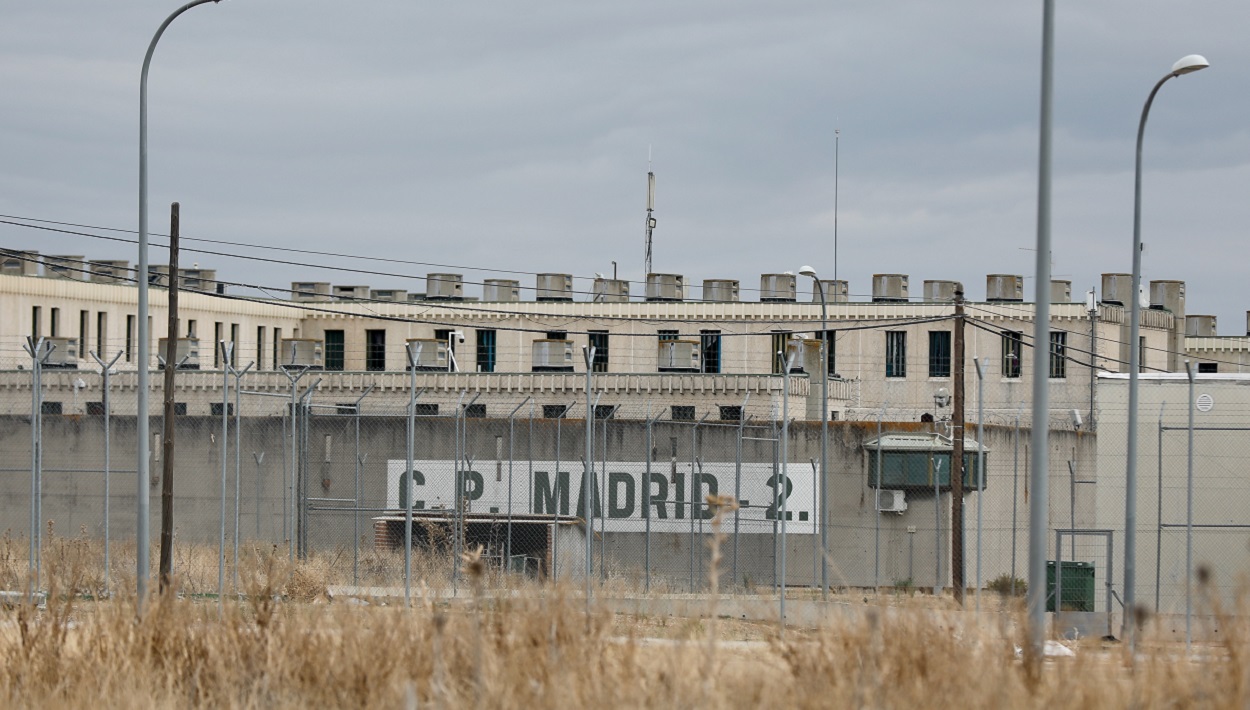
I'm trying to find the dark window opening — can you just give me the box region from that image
[366,329,386,371]
[41,401,63,415]
[464,403,487,418]
[928,331,952,378]
[324,330,345,371]
[700,330,721,373]
[718,405,742,422]
[542,404,569,419]
[588,331,609,373]
[886,331,906,378]
[476,330,497,373]
[1002,331,1022,378]
[545,331,567,341]
[415,403,439,416]
[210,402,235,416]
[594,405,617,420]
[1049,331,1067,379]
[86,401,105,416]
[1198,362,1218,374]
[671,405,695,421]
[771,332,792,374]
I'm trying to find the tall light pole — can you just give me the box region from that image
[1027,0,1055,660]
[798,265,829,601]
[137,0,221,610]
[1124,53,1209,644]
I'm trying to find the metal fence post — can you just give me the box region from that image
[506,397,531,569]
[1011,407,1020,597]
[732,393,749,590]
[1185,361,1196,648]
[296,378,320,561]
[231,362,253,592]
[281,365,308,562]
[91,349,122,595]
[23,337,49,589]
[934,458,943,595]
[582,346,595,604]
[875,404,884,591]
[1155,402,1166,612]
[644,405,653,594]
[218,341,232,611]
[780,342,798,626]
[974,357,985,613]
[351,384,374,588]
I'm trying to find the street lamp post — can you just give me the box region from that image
[1124,53,1209,644]
[137,0,221,611]
[798,265,829,601]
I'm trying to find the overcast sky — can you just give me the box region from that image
[2,1,1248,331]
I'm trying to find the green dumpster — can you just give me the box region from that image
[1046,561,1095,612]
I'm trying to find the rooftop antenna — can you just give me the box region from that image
[644,147,656,277]
[833,127,840,283]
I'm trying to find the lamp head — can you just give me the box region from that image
[799,265,817,279]
[1171,54,1210,76]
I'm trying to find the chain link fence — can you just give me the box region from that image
[5,359,1250,633]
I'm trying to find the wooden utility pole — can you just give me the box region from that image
[158,202,180,593]
[951,287,966,605]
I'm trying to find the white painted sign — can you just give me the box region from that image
[386,459,817,534]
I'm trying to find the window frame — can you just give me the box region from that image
[885,331,907,378]
[928,330,952,378]
[1002,331,1022,379]
[1049,330,1067,379]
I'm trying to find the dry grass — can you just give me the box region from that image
[2,528,1249,708]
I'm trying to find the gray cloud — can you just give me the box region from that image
[2,0,1248,328]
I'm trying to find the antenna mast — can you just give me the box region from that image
[644,150,656,276]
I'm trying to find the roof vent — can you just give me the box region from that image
[1101,273,1132,307]
[593,278,630,302]
[0,249,40,277]
[871,274,908,302]
[1050,280,1072,304]
[759,273,797,302]
[814,280,849,303]
[291,282,331,302]
[702,279,740,302]
[645,273,684,301]
[1186,315,1217,337]
[483,279,520,302]
[426,273,463,301]
[923,280,961,302]
[1149,280,1185,314]
[536,273,573,302]
[986,274,1024,302]
[332,285,371,301]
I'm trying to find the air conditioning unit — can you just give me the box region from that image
[872,274,909,302]
[645,273,685,302]
[280,338,324,369]
[702,279,740,303]
[156,338,201,370]
[657,340,700,372]
[536,273,574,302]
[532,339,574,372]
[759,273,797,302]
[875,489,907,514]
[291,282,332,301]
[483,279,521,302]
[426,273,464,301]
[41,336,80,369]
[593,278,630,302]
[406,338,448,371]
